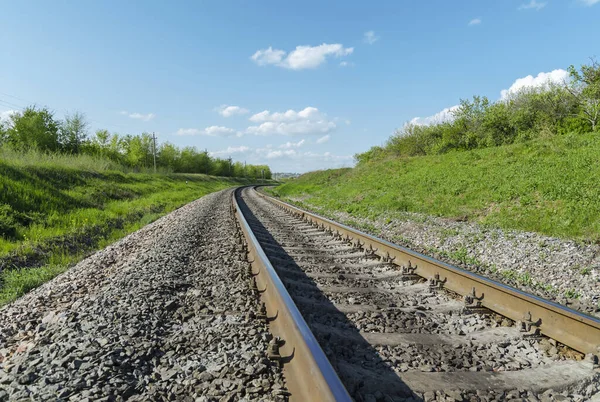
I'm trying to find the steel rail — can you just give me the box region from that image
[232,188,352,402]
[255,188,600,355]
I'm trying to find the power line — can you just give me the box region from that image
[0,98,26,110]
[0,91,31,104]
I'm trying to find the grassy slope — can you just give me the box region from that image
[271,132,600,241]
[0,153,248,305]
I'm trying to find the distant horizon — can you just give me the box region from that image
[1,0,599,173]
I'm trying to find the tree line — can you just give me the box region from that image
[0,109,272,179]
[356,59,600,163]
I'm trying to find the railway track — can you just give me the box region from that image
[233,187,600,401]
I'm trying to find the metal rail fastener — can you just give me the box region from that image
[256,187,600,355]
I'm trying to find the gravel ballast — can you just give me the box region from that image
[0,189,287,401]
[281,196,600,317]
[243,189,600,401]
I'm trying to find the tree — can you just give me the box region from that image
[196,150,212,174]
[158,142,179,170]
[123,135,145,168]
[0,120,7,146]
[6,106,60,151]
[139,133,154,168]
[452,96,491,149]
[211,158,230,176]
[567,59,600,131]
[482,102,514,146]
[232,161,245,177]
[90,129,111,156]
[60,111,89,153]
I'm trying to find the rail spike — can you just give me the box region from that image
[257,302,268,321]
[463,287,488,314]
[382,252,396,264]
[401,261,419,281]
[365,244,378,257]
[248,263,259,276]
[267,337,283,364]
[519,311,542,338]
[428,273,447,291]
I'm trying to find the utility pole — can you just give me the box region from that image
[205,148,208,174]
[152,132,157,173]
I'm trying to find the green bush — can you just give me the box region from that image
[0,204,18,239]
[354,60,599,165]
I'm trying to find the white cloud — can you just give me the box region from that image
[363,31,379,45]
[176,126,239,137]
[208,144,352,168]
[204,126,238,136]
[249,107,321,123]
[261,148,351,163]
[468,18,482,26]
[216,105,249,117]
[176,128,203,136]
[316,134,330,144]
[207,143,354,172]
[119,111,155,121]
[246,107,336,136]
[500,69,568,99]
[410,105,460,126]
[209,146,250,156]
[408,68,571,127]
[250,47,286,66]
[580,0,599,5]
[246,121,335,136]
[339,61,354,67]
[251,43,353,70]
[301,151,353,164]
[0,109,17,122]
[279,139,305,149]
[518,0,547,10]
[265,149,298,159]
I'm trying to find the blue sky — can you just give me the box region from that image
[0,0,599,172]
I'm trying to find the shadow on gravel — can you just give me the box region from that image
[236,192,422,402]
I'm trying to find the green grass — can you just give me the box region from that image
[0,154,251,305]
[270,132,600,241]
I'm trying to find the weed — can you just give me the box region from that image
[517,272,532,286]
[564,288,581,299]
[501,269,518,280]
[452,247,469,263]
[440,228,460,241]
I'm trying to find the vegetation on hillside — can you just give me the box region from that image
[355,60,599,163]
[271,132,600,241]
[271,59,600,241]
[0,153,249,305]
[0,107,272,178]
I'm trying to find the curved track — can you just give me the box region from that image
[235,187,600,401]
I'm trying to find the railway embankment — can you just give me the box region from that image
[269,133,600,315]
[0,189,287,400]
[0,156,252,305]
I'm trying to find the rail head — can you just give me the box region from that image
[232,187,352,402]
[255,187,600,355]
